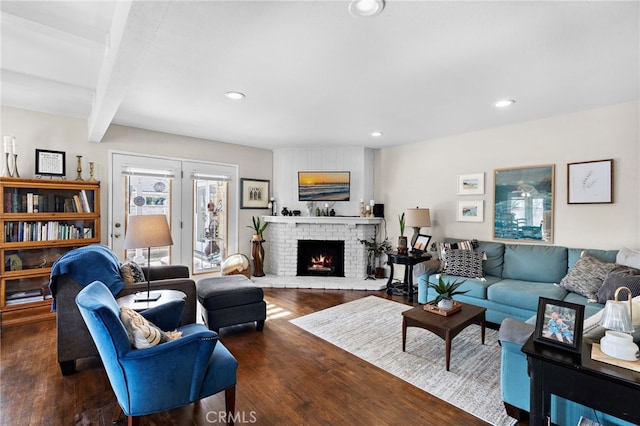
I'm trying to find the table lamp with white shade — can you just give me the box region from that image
[123,214,173,302]
[404,208,431,253]
[599,286,639,361]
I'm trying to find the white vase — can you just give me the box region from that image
[437,299,454,310]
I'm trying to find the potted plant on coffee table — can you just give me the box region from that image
[428,276,469,310]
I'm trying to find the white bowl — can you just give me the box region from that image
[600,330,640,361]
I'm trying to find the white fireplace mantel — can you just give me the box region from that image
[263,216,382,226]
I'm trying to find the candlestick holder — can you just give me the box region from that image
[88,161,97,182]
[12,154,20,178]
[2,153,12,177]
[76,155,84,181]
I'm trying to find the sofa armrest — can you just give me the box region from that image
[120,278,197,326]
[498,318,535,345]
[141,265,190,280]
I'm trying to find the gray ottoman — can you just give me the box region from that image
[196,275,266,332]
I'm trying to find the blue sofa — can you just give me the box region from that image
[417,238,617,323]
[416,239,633,425]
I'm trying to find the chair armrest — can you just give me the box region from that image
[140,299,185,331]
[498,318,535,345]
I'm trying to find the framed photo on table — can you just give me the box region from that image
[35,149,66,177]
[534,297,584,354]
[240,178,270,209]
[412,234,432,252]
[567,159,613,204]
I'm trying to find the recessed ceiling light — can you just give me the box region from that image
[494,99,515,108]
[349,0,385,17]
[225,91,245,100]
[371,131,383,137]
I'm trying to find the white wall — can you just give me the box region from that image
[1,106,273,257]
[375,101,640,250]
[272,146,375,217]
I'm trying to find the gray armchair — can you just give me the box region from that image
[50,245,196,375]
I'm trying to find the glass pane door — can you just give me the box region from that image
[193,178,229,273]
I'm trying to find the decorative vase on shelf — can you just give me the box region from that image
[251,239,266,277]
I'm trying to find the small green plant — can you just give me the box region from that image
[398,212,405,237]
[428,276,469,304]
[247,216,268,239]
[358,237,392,256]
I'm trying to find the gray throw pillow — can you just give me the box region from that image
[559,252,615,301]
[596,264,640,304]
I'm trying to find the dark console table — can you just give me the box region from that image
[385,251,431,303]
[522,335,640,426]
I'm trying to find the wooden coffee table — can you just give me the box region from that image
[402,302,486,371]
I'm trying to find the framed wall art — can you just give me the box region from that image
[35,149,66,177]
[533,297,584,354]
[240,178,270,209]
[457,200,483,222]
[494,164,554,243]
[298,171,350,201]
[457,172,484,195]
[567,159,613,204]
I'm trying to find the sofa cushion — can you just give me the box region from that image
[443,249,484,278]
[488,279,568,312]
[502,244,567,283]
[475,241,505,277]
[562,292,605,319]
[437,239,476,270]
[596,264,640,304]
[568,248,618,269]
[429,273,501,299]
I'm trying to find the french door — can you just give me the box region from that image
[110,152,238,274]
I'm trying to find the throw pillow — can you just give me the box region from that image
[616,247,640,270]
[120,261,146,285]
[120,307,182,349]
[558,252,615,301]
[443,248,485,279]
[596,264,640,304]
[436,240,477,271]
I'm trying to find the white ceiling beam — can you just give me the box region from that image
[87,1,170,143]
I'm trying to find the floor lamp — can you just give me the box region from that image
[123,214,174,302]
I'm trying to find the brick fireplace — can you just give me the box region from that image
[263,216,383,279]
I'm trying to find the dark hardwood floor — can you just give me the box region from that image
[0,288,524,425]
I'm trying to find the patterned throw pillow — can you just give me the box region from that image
[436,240,477,271]
[443,248,485,279]
[120,307,182,349]
[596,265,640,304]
[120,261,146,285]
[559,252,615,301]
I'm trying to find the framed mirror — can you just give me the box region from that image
[494,164,555,242]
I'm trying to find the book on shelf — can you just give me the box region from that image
[72,195,83,213]
[80,190,91,213]
[26,193,34,213]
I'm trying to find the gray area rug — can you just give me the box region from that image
[290,295,516,426]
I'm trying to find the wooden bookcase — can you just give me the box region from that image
[0,177,101,328]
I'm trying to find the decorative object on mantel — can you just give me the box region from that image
[75,155,83,181]
[428,275,468,311]
[397,212,408,255]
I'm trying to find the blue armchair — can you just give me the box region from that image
[76,281,238,426]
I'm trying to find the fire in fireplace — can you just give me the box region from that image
[297,240,345,277]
